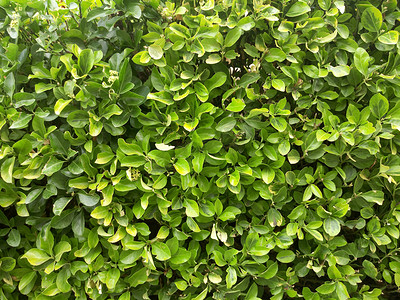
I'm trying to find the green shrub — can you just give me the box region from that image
[1,0,400,299]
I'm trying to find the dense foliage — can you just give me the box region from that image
[1,0,400,299]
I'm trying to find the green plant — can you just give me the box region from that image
[1,0,400,299]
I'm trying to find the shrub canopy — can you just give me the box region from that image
[1,0,400,299]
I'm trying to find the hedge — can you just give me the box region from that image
[1,0,400,299]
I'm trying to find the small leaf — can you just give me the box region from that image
[286,2,311,17]
[174,159,190,175]
[216,117,236,132]
[369,93,388,119]
[7,229,21,247]
[224,27,243,47]
[265,48,286,62]
[360,190,384,205]
[148,44,163,60]
[67,110,89,128]
[335,282,350,300]
[205,72,227,91]
[78,49,94,75]
[1,157,15,183]
[277,250,295,263]
[329,65,350,77]
[379,31,399,45]
[324,217,341,236]
[361,6,382,32]
[354,48,369,77]
[19,271,37,295]
[4,72,15,98]
[271,117,287,132]
[226,266,237,289]
[42,156,64,176]
[106,268,120,290]
[226,98,245,112]
[184,199,199,217]
[363,260,378,278]
[22,249,51,266]
[152,242,171,261]
[9,113,32,129]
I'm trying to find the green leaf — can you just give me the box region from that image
[262,262,278,279]
[54,241,71,261]
[78,193,100,206]
[174,159,190,175]
[378,31,399,45]
[224,27,243,47]
[317,282,336,294]
[22,249,52,266]
[87,7,111,21]
[272,79,285,92]
[148,44,163,60]
[126,3,141,18]
[127,268,148,287]
[9,113,32,129]
[354,48,369,77]
[360,190,384,205]
[78,49,95,75]
[49,131,70,155]
[0,257,16,272]
[192,152,205,173]
[53,197,72,215]
[270,117,287,132]
[216,116,236,132]
[4,72,15,98]
[1,157,15,183]
[194,82,209,102]
[72,211,85,236]
[147,91,174,105]
[18,271,37,295]
[369,93,388,119]
[276,250,295,263]
[193,288,208,300]
[226,266,237,289]
[121,156,147,167]
[175,280,188,291]
[238,73,260,87]
[265,48,286,62]
[335,282,350,300]
[184,199,199,217]
[267,208,283,227]
[67,110,89,128]
[363,260,378,278]
[14,92,35,108]
[56,268,72,293]
[54,99,72,115]
[286,2,311,17]
[237,16,255,31]
[324,217,341,236]
[205,72,227,91]
[7,229,21,247]
[106,268,120,290]
[361,6,382,32]
[152,242,171,261]
[219,206,241,221]
[226,98,245,112]
[118,139,143,156]
[329,65,350,77]
[42,156,64,176]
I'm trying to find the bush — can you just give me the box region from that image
[1,0,400,299]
